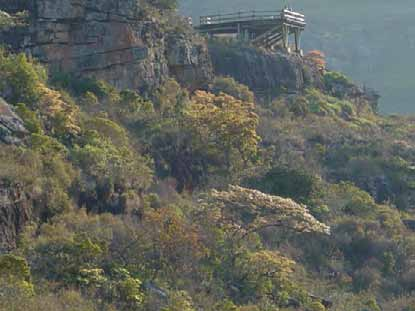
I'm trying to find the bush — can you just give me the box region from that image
[51,73,118,100]
[244,166,322,207]
[163,291,195,311]
[324,71,352,87]
[0,10,29,28]
[117,89,154,122]
[211,77,254,103]
[0,10,15,27]
[15,103,43,134]
[323,71,354,98]
[0,254,33,295]
[0,288,99,310]
[308,301,327,311]
[288,95,309,117]
[0,50,46,105]
[73,129,152,190]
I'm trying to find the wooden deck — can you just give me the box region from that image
[195,9,306,52]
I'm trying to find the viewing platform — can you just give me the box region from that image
[195,8,306,53]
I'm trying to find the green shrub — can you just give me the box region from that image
[0,10,15,27]
[0,254,31,283]
[0,10,29,28]
[0,50,46,105]
[244,166,322,206]
[289,95,309,117]
[51,73,118,100]
[163,291,195,311]
[15,103,43,134]
[80,91,99,107]
[0,254,33,295]
[308,301,327,311]
[364,298,381,311]
[211,76,254,103]
[324,71,353,88]
[323,71,354,98]
[73,130,152,189]
[117,89,154,121]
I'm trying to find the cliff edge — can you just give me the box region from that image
[0,0,213,94]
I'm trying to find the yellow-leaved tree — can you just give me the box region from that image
[195,185,330,305]
[185,91,260,173]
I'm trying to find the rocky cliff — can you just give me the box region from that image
[0,0,213,94]
[0,0,31,13]
[208,42,322,99]
[0,98,27,145]
[0,98,30,252]
[0,182,31,252]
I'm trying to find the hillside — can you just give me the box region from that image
[1,1,415,311]
[180,0,415,114]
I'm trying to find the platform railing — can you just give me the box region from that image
[281,9,306,27]
[197,8,306,52]
[199,10,281,25]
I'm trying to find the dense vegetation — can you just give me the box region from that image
[2,3,415,311]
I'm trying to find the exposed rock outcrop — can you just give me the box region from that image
[0,98,30,252]
[0,0,32,13]
[0,0,213,94]
[30,0,167,94]
[167,33,213,91]
[208,42,322,99]
[0,98,30,253]
[0,182,31,252]
[0,98,27,145]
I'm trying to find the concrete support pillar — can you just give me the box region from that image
[294,28,301,52]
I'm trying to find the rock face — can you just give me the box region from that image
[0,182,31,252]
[208,42,322,99]
[0,98,27,145]
[166,33,213,91]
[30,0,167,94]
[0,98,30,253]
[0,0,213,94]
[0,0,32,13]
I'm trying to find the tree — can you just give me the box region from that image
[304,50,326,73]
[201,185,330,239]
[185,91,260,171]
[244,166,322,206]
[0,50,46,105]
[233,250,295,303]
[149,90,260,191]
[211,77,255,103]
[163,291,195,311]
[0,254,33,295]
[195,186,329,307]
